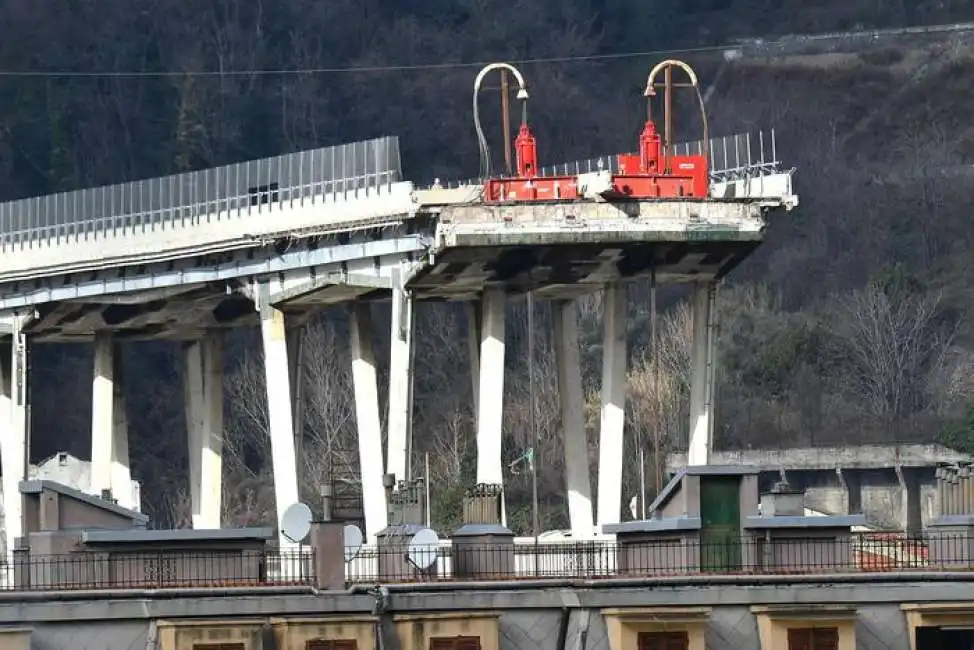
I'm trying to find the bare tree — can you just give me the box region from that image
[626,301,693,495]
[832,284,953,428]
[221,317,360,526]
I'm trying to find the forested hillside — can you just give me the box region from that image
[3,0,974,532]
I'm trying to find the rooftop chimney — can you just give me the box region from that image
[760,479,804,517]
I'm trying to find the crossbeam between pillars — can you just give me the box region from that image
[687,281,717,466]
[476,288,507,524]
[597,283,628,529]
[553,299,594,537]
[387,288,414,485]
[259,307,300,549]
[183,335,224,529]
[349,304,388,542]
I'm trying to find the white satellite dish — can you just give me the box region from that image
[343,524,364,562]
[406,527,440,571]
[281,502,313,544]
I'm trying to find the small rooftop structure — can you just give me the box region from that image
[11,479,287,590]
[20,479,148,535]
[604,464,866,574]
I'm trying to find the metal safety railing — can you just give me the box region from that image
[0,136,403,249]
[433,130,785,190]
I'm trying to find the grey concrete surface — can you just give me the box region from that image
[1,577,971,649]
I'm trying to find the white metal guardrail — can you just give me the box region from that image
[428,130,796,205]
[0,137,418,281]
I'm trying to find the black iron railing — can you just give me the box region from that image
[2,531,971,591]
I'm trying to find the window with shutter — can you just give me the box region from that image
[637,631,690,650]
[429,637,481,650]
[306,641,358,650]
[787,627,839,650]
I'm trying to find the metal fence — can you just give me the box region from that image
[0,136,403,247]
[440,130,782,189]
[343,532,952,583]
[0,531,971,590]
[0,549,312,590]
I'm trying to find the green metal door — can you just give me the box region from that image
[699,476,742,572]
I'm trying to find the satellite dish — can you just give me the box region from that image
[343,524,364,562]
[406,527,440,571]
[281,502,313,544]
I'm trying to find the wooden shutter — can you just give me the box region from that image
[637,631,689,650]
[429,637,481,650]
[307,642,358,650]
[787,627,839,650]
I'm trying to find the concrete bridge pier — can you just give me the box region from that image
[90,334,134,511]
[386,287,414,486]
[0,319,28,559]
[348,304,388,543]
[472,287,508,525]
[687,281,718,467]
[553,299,594,537]
[597,283,628,529]
[182,335,224,530]
[259,306,302,549]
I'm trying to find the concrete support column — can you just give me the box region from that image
[349,304,388,542]
[687,281,717,466]
[476,288,507,521]
[597,283,628,529]
[110,351,133,511]
[387,289,415,485]
[183,335,224,529]
[0,326,27,558]
[464,301,482,417]
[286,327,305,465]
[91,334,131,505]
[837,468,862,515]
[896,465,923,537]
[259,307,300,549]
[553,299,594,537]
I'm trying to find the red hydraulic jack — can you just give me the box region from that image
[609,59,710,199]
[482,110,580,202]
[481,59,710,203]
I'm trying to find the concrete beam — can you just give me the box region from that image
[0,234,427,311]
[434,199,768,250]
[668,444,974,473]
[597,283,627,528]
[349,304,388,542]
[554,299,594,537]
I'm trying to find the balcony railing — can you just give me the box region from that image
[0,531,970,591]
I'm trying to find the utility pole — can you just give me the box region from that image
[500,70,513,175]
[528,291,540,539]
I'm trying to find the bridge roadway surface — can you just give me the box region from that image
[0,136,795,341]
